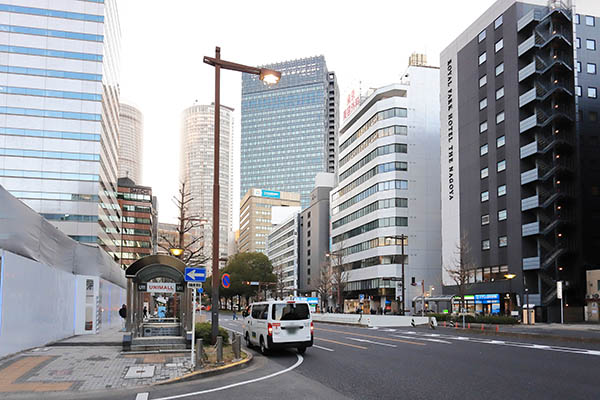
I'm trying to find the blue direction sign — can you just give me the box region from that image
[185,267,206,282]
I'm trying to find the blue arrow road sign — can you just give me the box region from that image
[197,288,204,294]
[185,267,206,282]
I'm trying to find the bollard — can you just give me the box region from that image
[233,334,241,360]
[195,338,203,370]
[496,325,499,332]
[216,336,224,365]
[481,323,484,331]
[443,321,447,328]
[468,323,471,329]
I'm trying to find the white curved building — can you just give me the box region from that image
[118,103,143,183]
[330,62,441,314]
[180,103,233,262]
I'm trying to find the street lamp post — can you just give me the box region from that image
[204,47,280,343]
[504,273,516,316]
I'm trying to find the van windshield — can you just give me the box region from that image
[272,303,310,321]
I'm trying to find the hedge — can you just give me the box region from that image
[194,322,231,345]
[429,313,518,325]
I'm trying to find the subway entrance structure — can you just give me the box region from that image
[123,254,194,351]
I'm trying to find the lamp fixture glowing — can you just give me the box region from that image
[260,68,281,85]
[504,273,517,280]
[170,248,184,257]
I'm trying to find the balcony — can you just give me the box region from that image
[521,168,539,185]
[520,114,538,133]
[520,141,538,159]
[517,9,542,32]
[518,34,536,57]
[523,256,541,270]
[521,195,539,211]
[522,222,540,236]
[519,87,537,107]
[519,61,536,82]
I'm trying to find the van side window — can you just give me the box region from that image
[251,305,261,319]
[261,305,269,320]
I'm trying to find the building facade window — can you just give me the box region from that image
[496,111,505,124]
[494,15,503,29]
[480,143,488,156]
[481,167,489,179]
[495,63,504,76]
[498,209,507,221]
[577,61,582,72]
[576,86,582,96]
[498,184,506,197]
[587,39,596,50]
[586,15,595,26]
[482,239,491,250]
[498,236,508,247]
[497,135,505,148]
[480,98,488,110]
[497,160,506,172]
[481,191,489,202]
[495,39,504,53]
[482,214,490,225]
[575,14,580,24]
[496,87,504,100]
[478,30,486,42]
[480,75,487,87]
[479,52,487,65]
[589,87,598,98]
[588,63,597,74]
[480,121,488,133]
[576,37,581,48]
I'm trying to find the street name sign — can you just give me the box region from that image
[185,267,206,282]
[188,282,203,289]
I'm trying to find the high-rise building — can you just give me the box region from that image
[0,1,122,257]
[239,188,300,254]
[267,213,300,297]
[298,172,335,294]
[117,177,157,268]
[118,103,143,183]
[440,0,600,322]
[330,61,441,314]
[180,103,233,262]
[241,56,339,208]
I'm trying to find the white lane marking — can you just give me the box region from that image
[368,327,379,330]
[382,329,397,332]
[346,337,397,348]
[313,344,334,352]
[153,354,304,400]
[392,335,452,345]
[397,331,600,356]
[135,394,149,400]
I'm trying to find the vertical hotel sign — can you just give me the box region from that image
[441,53,460,286]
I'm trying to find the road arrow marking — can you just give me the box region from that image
[346,337,397,348]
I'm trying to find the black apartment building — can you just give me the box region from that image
[441,0,600,322]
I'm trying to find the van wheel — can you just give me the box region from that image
[259,337,269,355]
[245,332,252,348]
[297,346,306,355]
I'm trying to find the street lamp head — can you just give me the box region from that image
[504,273,517,280]
[260,68,281,85]
[170,248,184,257]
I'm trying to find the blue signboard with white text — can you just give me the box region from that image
[185,267,206,282]
[261,190,281,199]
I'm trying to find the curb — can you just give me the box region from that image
[154,350,253,385]
[435,326,600,344]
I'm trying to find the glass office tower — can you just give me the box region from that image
[241,56,338,208]
[0,1,122,257]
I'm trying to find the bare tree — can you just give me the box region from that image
[158,182,208,267]
[317,261,333,312]
[445,233,476,313]
[325,247,347,312]
[274,267,286,299]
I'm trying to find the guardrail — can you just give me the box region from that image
[312,313,431,328]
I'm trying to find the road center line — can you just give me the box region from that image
[135,394,149,400]
[313,344,335,352]
[315,337,367,350]
[316,327,426,346]
[152,354,304,400]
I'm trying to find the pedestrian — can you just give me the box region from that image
[143,306,148,319]
[118,304,127,331]
[233,309,237,320]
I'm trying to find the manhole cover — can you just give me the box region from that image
[125,365,155,379]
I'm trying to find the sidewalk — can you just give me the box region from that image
[0,326,191,397]
[436,321,600,343]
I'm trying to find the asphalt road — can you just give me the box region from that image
[19,320,600,400]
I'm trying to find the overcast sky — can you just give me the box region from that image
[118,0,497,228]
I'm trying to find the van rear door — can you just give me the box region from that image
[270,302,311,343]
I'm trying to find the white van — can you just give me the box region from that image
[242,300,313,355]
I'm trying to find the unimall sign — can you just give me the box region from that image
[147,282,176,294]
